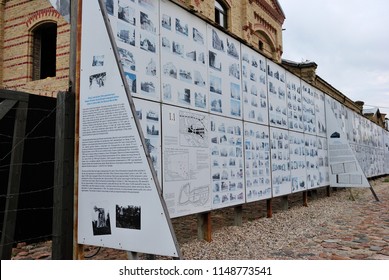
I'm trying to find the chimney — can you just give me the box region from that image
[355,100,364,114]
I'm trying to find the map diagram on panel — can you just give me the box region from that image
[178,183,209,207]
[179,111,208,147]
[164,151,189,181]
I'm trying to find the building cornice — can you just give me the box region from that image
[249,0,285,24]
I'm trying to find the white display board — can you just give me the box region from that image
[162,105,211,217]
[385,130,389,174]
[210,115,245,208]
[286,71,303,132]
[105,0,161,101]
[78,0,179,257]
[317,137,330,187]
[160,0,208,111]
[133,98,161,184]
[301,81,317,135]
[208,26,242,119]
[288,131,307,193]
[244,122,271,202]
[241,45,269,125]
[325,96,370,188]
[315,90,327,137]
[304,134,320,189]
[270,128,291,196]
[267,60,287,129]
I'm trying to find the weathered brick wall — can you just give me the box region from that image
[1,0,70,97]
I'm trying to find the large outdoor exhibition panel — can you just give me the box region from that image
[385,130,389,174]
[267,60,287,129]
[207,25,242,119]
[270,127,291,197]
[286,71,303,132]
[210,115,245,208]
[78,0,179,257]
[108,0,161,101]
[160,0,208,111]
[79,0,388,227]
[244,122,271,202]
[162,105,211,217]
[241,44,269,125]
[289,131,307,193]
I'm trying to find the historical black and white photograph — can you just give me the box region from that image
[161,36,171,50]
[89,72,106,89]
[163,62,177,78]
[161,14,172,30]
[209,75,222,94]
[163,83,172,100]
[140,11,156,34]
[124,72,136,93]
[227,39,239,59]
[230,82,240,100]
[175,18,189,36]
[91,204,111,236]
[193,27,204,44]
[193,71,206,87]
[229,63,240,80]
[117,21,136,46]
[230,99,241,117]
[140,81,155,93]
[195,92,207,109]
[118,47,135,71]
[172,41,184,57]
[92,55,104,67]
[118,1,136,25]
[105,0,114,15]
[116,204,141,230]
[209,51,222,71]
[179,69,192,83]
[210,95,222,113]
[139,0,155,11]
[212,29,224,51]
[140,32,156,53]
[178,88,191,105]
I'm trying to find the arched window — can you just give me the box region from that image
[215,0,228,28]
[31,22,57,80]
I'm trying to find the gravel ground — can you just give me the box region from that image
[11,176,389,260]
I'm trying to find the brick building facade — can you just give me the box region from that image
[0,0,70,97]
[0,0,386,129]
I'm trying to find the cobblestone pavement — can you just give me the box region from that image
[10,177,389,260]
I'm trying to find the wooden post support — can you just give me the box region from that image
[127,251,139,260]
[266,198,272,218]
[197,212,212,242]
[311,189,318,200]
[326,186,331,197]
[52,92,75,260]
[280,195,288,211]
[303,191,308,207]
[348,188,355,201]
[0,100,28,260]
[233,205,243,226]
[369,186,380,202]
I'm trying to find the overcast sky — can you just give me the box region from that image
[278,0,389,117]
